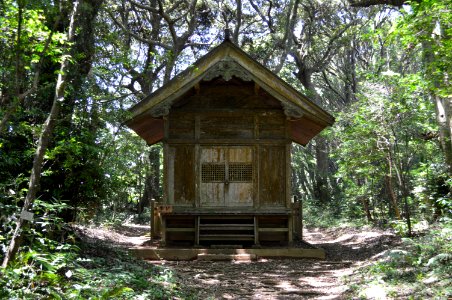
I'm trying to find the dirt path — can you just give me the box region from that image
[76,224,401,299]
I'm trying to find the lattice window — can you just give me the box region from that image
[229,164,253,182]
[201,163,226,182]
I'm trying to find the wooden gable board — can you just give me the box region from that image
[126,40,334,145]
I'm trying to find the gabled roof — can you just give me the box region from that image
[126,40,334,145]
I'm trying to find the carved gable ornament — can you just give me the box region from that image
[203,58,253,82]
[148,57,304,118]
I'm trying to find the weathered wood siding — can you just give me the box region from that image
[199,147,254,207]
[166,79,290,209]
[168,112,194,139]
[168,145,195,206]
[259,145,286,207]
[200,147,226,207]
[201,114,254,139]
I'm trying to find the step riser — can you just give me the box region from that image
[197,253,257,261]
[198,216,257,244]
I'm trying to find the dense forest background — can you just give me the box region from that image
[1,0,451,298]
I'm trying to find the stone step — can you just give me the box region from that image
[197,253,257,261]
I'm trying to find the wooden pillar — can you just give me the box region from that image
[150,199,155,239]
[254,216,259,246]
[195,115,200,208]
[288,215,293,245]
[300,198,303,240]
[285,140,293,244]
[160,216,166,247]
[195,216,200,246]
[292,199,299,240]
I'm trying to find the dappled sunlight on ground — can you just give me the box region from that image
[157,227,401,299]
[74,224,149,246]
[76,223,401,299]
[162,259,356,299]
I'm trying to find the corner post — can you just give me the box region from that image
[150,198,155,239]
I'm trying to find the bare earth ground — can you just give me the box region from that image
[75,224,401,299]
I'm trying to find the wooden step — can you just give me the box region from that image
[199,216,254,220]
[197,253,256,261]
[210,244,243,249]
[166,227,195,232]
[196,216,257,245]
[199,234,254,241]
[200,224,254,230]
[258,227,288,232]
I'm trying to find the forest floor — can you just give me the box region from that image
[75,224,402,299]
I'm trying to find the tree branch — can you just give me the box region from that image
[348,0,408,7]
[273,0,299,74]
[233,0,242,44]
[321,70,347,104]
[314,20,357,72]
[0,14,61,134]
[107,10,171,49]
[249,0,274,33]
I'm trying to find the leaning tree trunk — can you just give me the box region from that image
[2,1,80,268]
[53,0,104,222]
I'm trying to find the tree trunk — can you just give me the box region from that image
[53,0,104,222]
[422,32,452,176]
[385,153,402,220]
[314,136,330,203]
[361,197,373,222]
[137,146,161,214]
[294,61,332,203]
[434,94,452,175]
[403,191,412,236]
[2,1,80,268]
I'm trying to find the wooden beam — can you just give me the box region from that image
[254,82,260,95]
[194,82,201,95]
[166,138,290,145]
[129,247,326,260]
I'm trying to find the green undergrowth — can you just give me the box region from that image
[0,199,194,299]
[303,205,368,228]
[345,219,452,299]
[0,237,194,299]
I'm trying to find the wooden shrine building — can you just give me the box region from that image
[126,40,334,247]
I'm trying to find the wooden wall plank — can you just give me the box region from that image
[172,145,196,205]
[259,145,286,207]
[227,147,253,207]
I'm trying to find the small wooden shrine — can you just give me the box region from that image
[126,40,334,247]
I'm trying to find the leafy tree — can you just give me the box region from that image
[333,72,442,227]
[2,0,104,268]
[349,0,452,179]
